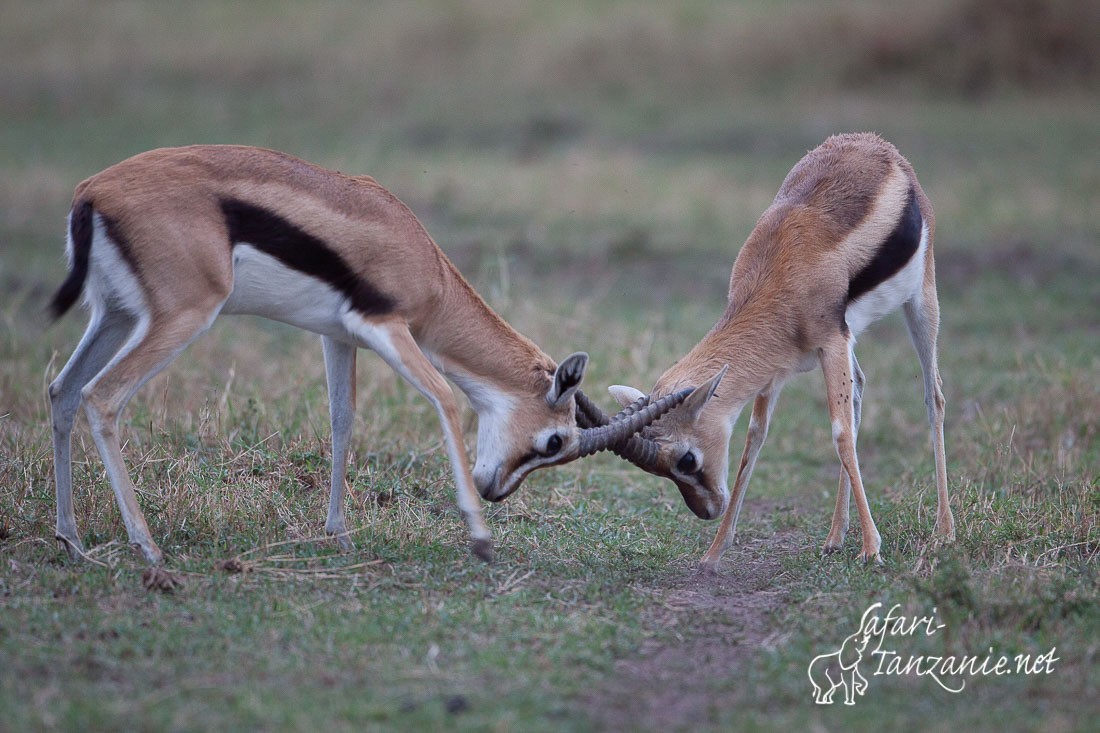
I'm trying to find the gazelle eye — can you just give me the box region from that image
[676,451,698,474]
[543,433,563,457]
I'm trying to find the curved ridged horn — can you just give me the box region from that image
[575,366,728,471]
[575,387,692,458]
[575,391,664,471]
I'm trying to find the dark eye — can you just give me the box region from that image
[543,433,563,456]
[676,451,698,474]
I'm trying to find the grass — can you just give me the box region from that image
[2,2,1099,731]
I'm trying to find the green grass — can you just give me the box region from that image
[2,2,1098,731]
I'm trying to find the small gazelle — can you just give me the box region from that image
[47,145,688,564]
[579,133,955,565]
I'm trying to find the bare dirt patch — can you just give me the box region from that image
[582,501,805,731]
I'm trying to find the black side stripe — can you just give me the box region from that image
[847,187,922,303]
[220,198,395,316]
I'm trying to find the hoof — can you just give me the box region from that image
[55,534,86,561]
[860,551,884,565]
[697,558,721,575]
[821,541,843,555]
[329,532,355,552]
[141,567,183,593]
[470,537,494,563]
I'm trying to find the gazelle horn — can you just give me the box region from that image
[575,367,728,470]
[575,387,692,458]
[575,391,664,471]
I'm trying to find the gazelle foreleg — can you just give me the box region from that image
[321,336,357,549]
[823,354,864,553]
[903,285,955,541]
[348,317,493,562]
[49,308,137,559]
[820,335,881,563]
[699,383,781,570]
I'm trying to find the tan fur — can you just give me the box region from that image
[77,146,557,390]
[623,133,954,565]
[51,145,591,564]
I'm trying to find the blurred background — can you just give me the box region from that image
[3,0,1098,504]
[1,3,1097,729]
[4,0,1097,282]
[3,0,1098,479]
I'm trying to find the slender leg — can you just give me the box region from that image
[819,335,881,562]
[321,336,357,548]
[80,308,219,564]
[823,354,864,552]
[903,285,954,541]
[699,384,781,570]
[349,318,492,562]
[49,308,137,559]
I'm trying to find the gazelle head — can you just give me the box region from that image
[575,367,730,519]
[472,352,694,503]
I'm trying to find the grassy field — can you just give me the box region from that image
[2,2,1098,731]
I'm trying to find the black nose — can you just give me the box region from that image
[475,466,503,500]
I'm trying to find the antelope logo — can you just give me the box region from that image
[807,601,1060,704]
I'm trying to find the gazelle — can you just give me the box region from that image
[47,144,689,565]
[579,133,955,565]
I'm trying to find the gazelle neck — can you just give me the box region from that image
[656,301,804,414]
[414,259,555,414]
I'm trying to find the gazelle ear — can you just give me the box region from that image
[547,352,588,408]
[608,384,646,408]
[681,365,728,422]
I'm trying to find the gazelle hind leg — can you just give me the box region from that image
[349,318,492,561]
[820,336,881,563]
[321,336,357,549]
[823,354,864,553]
[80,307,221,564]
[699,384,781,570]
[50,308,137,559]
[903,290,955,541]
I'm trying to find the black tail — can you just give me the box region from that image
[48,200,94,320]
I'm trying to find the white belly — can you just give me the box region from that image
[845,221,928,336]
[221,244,350,338]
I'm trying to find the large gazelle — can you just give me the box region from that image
[579,133,955,565]
[47,145,690,564]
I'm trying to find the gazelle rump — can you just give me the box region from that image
[592,133,956,564]
[47,145,688,564]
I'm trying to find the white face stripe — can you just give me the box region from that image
[845,221,929,337]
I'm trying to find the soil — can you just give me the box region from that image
[581,500,805,731]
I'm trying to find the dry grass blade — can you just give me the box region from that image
[76,540,128,568]
[213,528,387,581]
[491,568,533,597]
[222,556,387,582]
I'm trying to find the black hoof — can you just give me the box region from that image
[470,537,494,563]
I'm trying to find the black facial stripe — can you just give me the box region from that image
[220,197,395,316]
[847,187,922,303]
[515,450,542,470]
